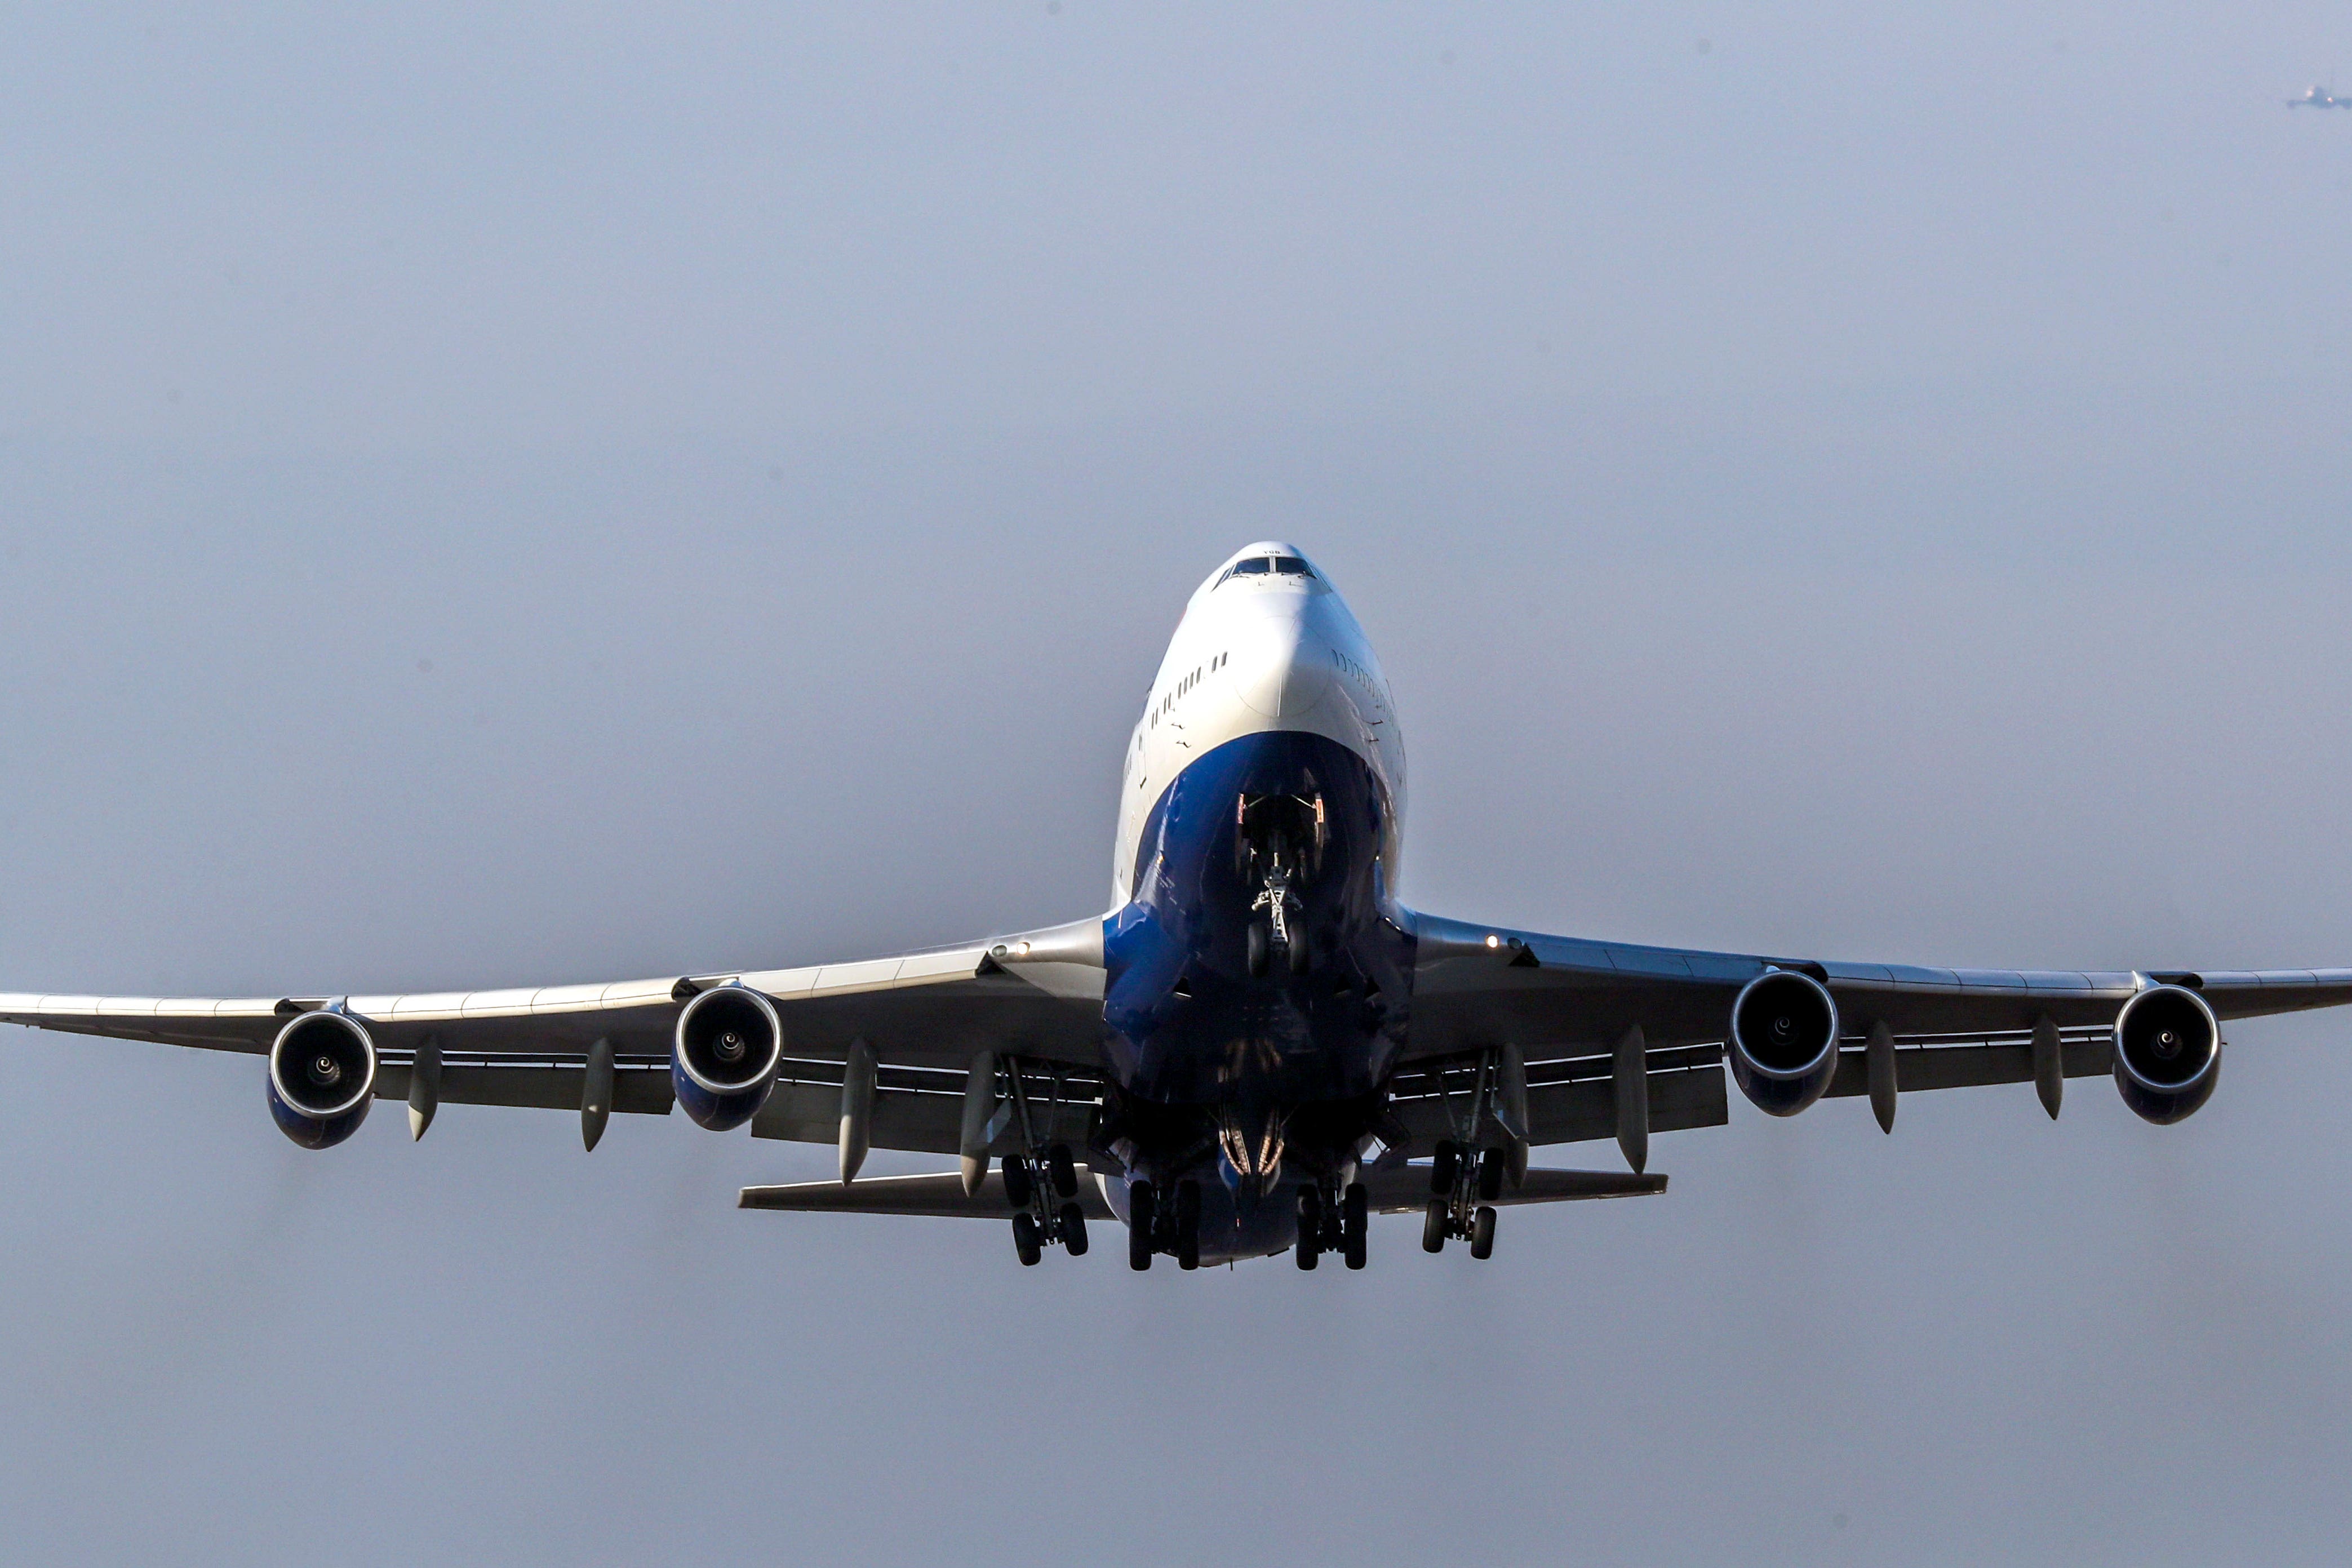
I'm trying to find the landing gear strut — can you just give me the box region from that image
[1292,1178,1369,1270]
[1004,1141,1089,1266]
[1126,1176,1213,1271]
[1422,1138,1501,1259]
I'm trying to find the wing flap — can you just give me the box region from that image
[738,1169,1117,1220]
[1355,1163,1667,1214]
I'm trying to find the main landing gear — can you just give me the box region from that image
[1126,1177,1208,1271]
[1421,1139,1502,1260]
[1003,1141,1088,1267]
[1294,1180,1369,1271]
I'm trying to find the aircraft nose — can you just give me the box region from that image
[1228,610,1333,721]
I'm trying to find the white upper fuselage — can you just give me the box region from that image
[1112,543,1406,905]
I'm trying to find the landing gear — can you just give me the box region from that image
[1004,1139,1089,1265]
[994,1052,1093,1268]
[1129,1181,1157,1271]
[1248,923,1270,979]
[1046,1143,1078,1198]
[1175,1180,1202,1270]
[1423,1139,1502,1260]
[1291,1178,1368,1268]
[1127,1176,1205,1270]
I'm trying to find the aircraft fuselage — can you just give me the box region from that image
[1096,544,1414,1259]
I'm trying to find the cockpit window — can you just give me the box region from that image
[1218,555,1315,585]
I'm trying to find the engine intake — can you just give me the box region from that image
[267,1010,377,1149]
[671,984,784,1131]
[2113,984,2220,1124]
[1728,969,1841,1116]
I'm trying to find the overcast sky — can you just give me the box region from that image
[6,5,2352,1563]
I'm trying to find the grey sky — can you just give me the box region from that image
[5,5,2352,1563]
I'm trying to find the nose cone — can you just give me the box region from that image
[1229,609,1333,721]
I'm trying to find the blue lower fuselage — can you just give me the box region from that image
[1099,729,1415,1259]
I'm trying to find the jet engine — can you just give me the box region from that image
[266,1010,378,1149]
[1727,969,1841,1116]
[671,984,784,1131]
[2112,983,2221,1124]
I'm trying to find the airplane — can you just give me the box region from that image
[8,541,2351,1271]
[2289,85,2348,108]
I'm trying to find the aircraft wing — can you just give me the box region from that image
[0,916,1107,1154]
[736,1162,1663,1217]
[1396,909,2352,1147]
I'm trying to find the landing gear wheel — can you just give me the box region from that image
[1128,1181,1156,1272]
[1342,1181,1368,1270]
[1248,922,1270,978]
[1422,1198,1448,1254]
[1046,1143,1078,1199]
[1295,1187,1323,1269]
[1477,1147,1505,1202]
[1470,1205,1497,1260]
[1002,1156,1034,1209]
[1060,1201,1089,1256]
[1430,1141,1459,1194]
[1288,927,1311,975]
[1012,1211,1043,1267]
[1176,1180,1202,1271]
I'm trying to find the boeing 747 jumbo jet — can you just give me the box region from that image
[7,543,2349,1269]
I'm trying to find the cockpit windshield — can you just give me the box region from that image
[1218,555,1315,585]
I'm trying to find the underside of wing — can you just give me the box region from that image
[0,916,1108,1152]
[739,1168,1117,1220]
[1398,908,2352,1148]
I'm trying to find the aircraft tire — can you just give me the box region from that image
[1422,1198,1448,1254]
[1288,929,1311,975]
[1128,1181,1156,1271]
[1060,1202,1089,1256]
[1046,1143,1078,1198]
[1470,1205,1497,1260]
[1342,1181,1368,1268]
[1477,1147,1505,1202]
[1176,1180,1202,1270]
[1013,1211,1043,1267]
[1248,923,1270,978]
[1430,1140,1459,1194]
[1003,1156,1033,1209]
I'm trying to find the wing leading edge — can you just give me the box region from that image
[0,917,1108,1145]
[1399,909,2352,1146]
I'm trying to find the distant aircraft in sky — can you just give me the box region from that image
[10,543,2352,1270]
[2289,84,2348,108]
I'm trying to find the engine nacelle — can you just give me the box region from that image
[2113,984,2221,1124]
[1727,969,1841,1117]
[266,1010,377,1149]
[671,984,784,1131]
